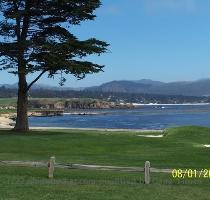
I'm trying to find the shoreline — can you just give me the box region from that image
[0,115,163,132]
[0,114,163,132]
[2,103,210,130]
[0,110,164,131]
[0,126,164,133]
[30,127,164,132]
[133,103,210,106]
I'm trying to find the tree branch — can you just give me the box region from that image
[26,70,47,92]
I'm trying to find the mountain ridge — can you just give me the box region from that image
[86,78,210,96]
[1,78,210,96]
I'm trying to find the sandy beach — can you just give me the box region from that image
[0,115,14,128]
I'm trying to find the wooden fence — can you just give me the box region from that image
[0,157,173,185]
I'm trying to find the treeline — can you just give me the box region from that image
[0,86,210,104]
[0,86,17,97]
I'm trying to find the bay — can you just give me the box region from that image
[29,105,210,130]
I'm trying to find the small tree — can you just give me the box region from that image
[0,0,108,131]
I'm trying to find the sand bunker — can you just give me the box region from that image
[137,134,164,138]
[0,116,13,128]
[204,145,210,148]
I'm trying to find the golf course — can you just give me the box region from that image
[0,126,210,200]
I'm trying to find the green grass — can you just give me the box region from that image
[0,98,17,114]
[0,109,16,114]
[0,126,210,199]
[0,98,16,106]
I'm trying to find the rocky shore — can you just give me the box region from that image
[28,110,64,117]
[0,98,135,128]
[28,99,134,110]
[0,110,65,128]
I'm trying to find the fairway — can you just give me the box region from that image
[0,126,210,199]
[0,98,16,106]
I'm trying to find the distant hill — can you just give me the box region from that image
[2,78,210,96]
[86,79,210,96]
[0,83,83,91]
[1,81,210,104]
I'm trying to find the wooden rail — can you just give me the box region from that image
[55,163,145,172]
[0,160,47,167]
[0,158,175,184]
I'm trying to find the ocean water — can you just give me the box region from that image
[29,105,210,130]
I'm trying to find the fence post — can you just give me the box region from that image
[144,161,150,184]
[48,156,55,179]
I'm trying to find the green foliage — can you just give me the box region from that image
[1,86,210,104]
[0,0,108,87]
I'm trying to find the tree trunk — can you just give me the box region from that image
[13,73,29,132]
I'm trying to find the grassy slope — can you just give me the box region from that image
[0,98,16,114]
[0,126,210,199]
[0,98,16,106]
[0,97,63,114]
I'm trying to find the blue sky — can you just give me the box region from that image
[1,0,210,87]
